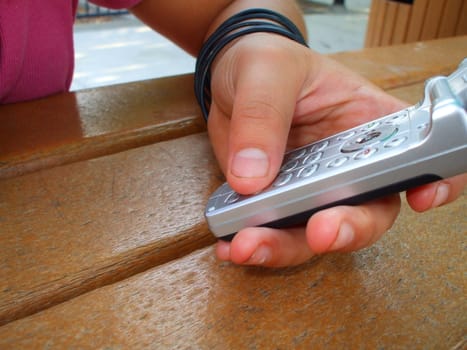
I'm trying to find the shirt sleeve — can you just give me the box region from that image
[89,0,143,10]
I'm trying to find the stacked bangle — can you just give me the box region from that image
[194,8,309,121]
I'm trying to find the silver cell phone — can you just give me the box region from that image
[205,59,467,240]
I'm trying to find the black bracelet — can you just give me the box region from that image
[194,8,309,121]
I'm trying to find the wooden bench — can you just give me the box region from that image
[0,198,464,348]
[0,74,205,179]
[0,37,465,347]
[365,0,467,47]
[1,36,466,179]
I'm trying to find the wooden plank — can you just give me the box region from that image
[366,0,467,46]
[386,82,425,104]
[420,0,446,41]
[380,0,398,46]
[0,133,219,326]
[364,0,376,47]
[372,0,388,47]
[0,38,465,327]
[365,0,384,47]
[438,0,464,38]
[455,0,467,36]
[329,36,467,89]
[0,77,458,328]
[406,0,429,43]
[391,3,412,45]
[0,197,465,349]
[1,37,466,180]
[0,74,206,179]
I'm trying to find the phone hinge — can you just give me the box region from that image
[427,77,460,109]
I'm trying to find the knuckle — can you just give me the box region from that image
[237,99,286,126]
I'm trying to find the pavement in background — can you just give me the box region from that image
[71,0,370,91]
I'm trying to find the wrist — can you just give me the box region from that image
[194,8,309,121]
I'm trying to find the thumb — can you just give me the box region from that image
[226,44,303,194]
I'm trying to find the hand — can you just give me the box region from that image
[207,33,467,267]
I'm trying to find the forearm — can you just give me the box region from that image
[130,0,306,56]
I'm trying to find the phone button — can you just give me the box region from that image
[354,147,378,160]
[281,159,299,173]
[384,136,407,148]
[287,148,307,160]
[225,192,241,204]
[364,121,381,129]
[387,112,408,124]
[337,131,356,141]
[311,141,329,153]
[303,152,323,165]
[327,156,348,168]
[341,125,398,153]
[273,172,293,187]
[298,163,319,178]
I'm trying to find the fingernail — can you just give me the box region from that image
[330,222,354,251]
[231,148,269,178]
[247,245,272,265]
[432,183,450,208]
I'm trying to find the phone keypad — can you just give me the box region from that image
[288,148,307,160]
[337,131,356,140]
[311,141,329,153]
[273,172,293,187]
[281,159,300,173]
[327,156,349,168]
[297,163,319,178]
[225,192,241,204]
[209,108,413,209]
[384,136,407,148]
[354,147,378,160]
[204,60,467,238]
[303,152,323,165]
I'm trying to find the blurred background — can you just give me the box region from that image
[72,0,372,91]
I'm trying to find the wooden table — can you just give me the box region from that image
[0,37,466,349]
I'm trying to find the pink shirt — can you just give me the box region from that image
[0,0,141,104]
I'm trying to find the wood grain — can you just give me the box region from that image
[380,0,398,46]
[365,0,385,47]
[0,197,464,349]
[1,37,466,179]
[367,0,467,46]
[0,133,219,326]
[438,0,464,38]
[0,79,456,327]
[420,0,446,41]
[0,38,465,343]
[455,0,467,36]
[405,0,429,43]
[391,3,412,45]
[0,74,205,179]
[386,82,425,104]
[330,36,467,90]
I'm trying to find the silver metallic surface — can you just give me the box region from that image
[206,59,467,238]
